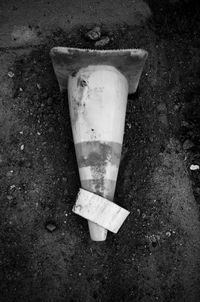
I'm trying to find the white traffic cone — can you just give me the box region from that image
[50,47,148,241]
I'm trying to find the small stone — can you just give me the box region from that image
[181,121,191,128]
[142,213,146,219]
[136,209,141,216]
[190,164,199,171]
[174,104,180,111]
[6,170,14,177]
[8,71,15,78]
[7,195,14,201]
[45,223,56,232]
[95,36,110,47]
[183,139,194,150]
[85,26,101,41]
[10,184,16,190]
[20,144,24,150]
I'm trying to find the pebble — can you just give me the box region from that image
[85,26,101,41]
[7,195,14,201]
[8,71,15,78]
[95,36,110,47]
[20,144,24,151]
[190,164,199,171]
[183,139,194,150]
[6,170,14,177]
[45,223,57,232]
[181,121,191,128]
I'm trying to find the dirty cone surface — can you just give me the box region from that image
[0,1,200,301]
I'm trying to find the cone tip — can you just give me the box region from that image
[88,221,107,241]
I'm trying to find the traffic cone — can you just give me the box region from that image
[50,47,148,241]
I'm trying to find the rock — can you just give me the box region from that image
[45,222,57,232]
[6,170,14,177]
[181,120,193,128]
[20,144,25,151]
[95,36,110,47]
[7,195,14,201]
[190,164,199,171]
[85,26,101,41]
[183,139,194,150]
[8,71,15,78]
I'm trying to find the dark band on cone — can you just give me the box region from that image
[75,141,122,168]
[81,179,116,201]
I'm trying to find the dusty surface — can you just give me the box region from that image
[0,0,200,301]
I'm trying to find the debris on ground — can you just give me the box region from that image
[8,71,15,78]
[95,36,110,47]
[85,26,101,41]
[190,164,200,171]
[45,222,57,232]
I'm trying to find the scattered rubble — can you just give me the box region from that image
[95,36,110,47]
[85,26,101,41]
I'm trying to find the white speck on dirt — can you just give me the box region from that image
[190,164,199,171]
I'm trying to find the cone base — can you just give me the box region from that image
[88,221,107,241]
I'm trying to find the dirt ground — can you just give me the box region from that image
[0,0,200,301]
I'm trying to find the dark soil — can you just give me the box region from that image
[0,1,200,301]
